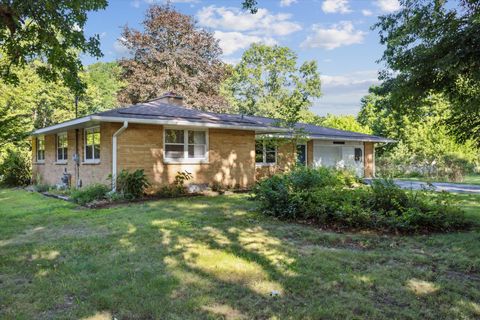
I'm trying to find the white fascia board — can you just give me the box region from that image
[256,133,395,143]
[91,115,292,133]
[32,116,94,135]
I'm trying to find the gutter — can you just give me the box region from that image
[112,121,128,191]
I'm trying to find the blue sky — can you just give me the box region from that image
[82,0,401,116]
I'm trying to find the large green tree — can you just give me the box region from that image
[222,44,321,126]
[118,4,228,112]
[374,0,480,145]
[0,0,107,94]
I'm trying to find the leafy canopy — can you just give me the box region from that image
[222,44,321,127]
[0,0,107,94]
[118,4,229,112]
[374,0,480,145]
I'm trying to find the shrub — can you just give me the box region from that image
[71,184,110,206]
[34,184,51,193]
[114,169,150,200]
[253,169,468,233]
[156,171,193,198]
[0,149,31,186]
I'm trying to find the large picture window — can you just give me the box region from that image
[164,128,207,161]
[255,140,276,165]
[36,136,45,162]
[85,127,100,162]
[57,132,68,162]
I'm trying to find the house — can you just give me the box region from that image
[31,93,393,190]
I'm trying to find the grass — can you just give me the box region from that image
[0,189,479,319]
[396,174,480,185]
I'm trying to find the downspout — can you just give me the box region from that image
[112,121,128,191]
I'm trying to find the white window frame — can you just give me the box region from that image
[255,140,277,166]
[84,126,101,164]
[163,127,209,164]
[36,136,45,163]
[56,132,68,163]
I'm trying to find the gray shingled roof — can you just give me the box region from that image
[95,99,393,143]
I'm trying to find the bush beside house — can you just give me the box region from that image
[253,167,468,233]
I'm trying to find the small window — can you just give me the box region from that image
[85,127,100,162]
[164,128,207,161]
[255,140,277,165]
[296,144,307,165]
[57,132,68,162]
[36,136,45,162]
[354,148,363,162]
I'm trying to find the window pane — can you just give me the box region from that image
[354,148,362,162]
[266,151,276,163]
[86,131,94,145]
[188,131,206,144]
[265,141,276,152]
[57,148,62,160]
[94,145,100,159]
[255,141,263,162]
[85,145,93,160]
[165,129,184,144]
[63,148,68,160]
[296,145,306,165]
[165,144,184,158]
[93,132,100,146]
[188,145,206,158]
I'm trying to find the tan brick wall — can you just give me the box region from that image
[32,123,116,187]
[116,125,256,190]
[364,142,374,178]
[255,140,297,180]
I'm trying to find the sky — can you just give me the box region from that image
[81,0,401,116]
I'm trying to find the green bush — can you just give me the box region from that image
[114,169,150,200]
[34,184,51,193]
[156,171,193,198]
[71,184,110,206]
[0,149,31,186]
[253,169,467,233]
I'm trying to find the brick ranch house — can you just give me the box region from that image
[31,93,393,191]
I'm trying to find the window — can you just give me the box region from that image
[85,127,100,162]
[255,140,276,165]
[36,136,45,162]
[296,144,307,165]
[164,128,207,161]
[354,148,363,162]
[56,132,68,162]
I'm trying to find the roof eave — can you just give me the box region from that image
[31,115,292,135]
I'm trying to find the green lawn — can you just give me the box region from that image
[1,190,479,319]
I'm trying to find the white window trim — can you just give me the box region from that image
[56,132,68,164]
[84,126,101,164]
[255,140,277,166]
[163,127,209,164]
[36,136,45,163]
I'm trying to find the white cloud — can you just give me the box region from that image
[312,70,380,115]
[197,6,301,36]
[301,21,366,50]
[374,0,401,13]
[361,9,373,16]
[214,31,277,56]
[280,0,297,7]
[113,37,130,58]
[322,0,352,14]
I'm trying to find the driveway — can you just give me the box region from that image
[364,179,480,194]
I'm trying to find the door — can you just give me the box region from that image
[296,144,307,166]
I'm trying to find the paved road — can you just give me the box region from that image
[364,179,480,194]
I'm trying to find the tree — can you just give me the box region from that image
[374,0,480,145]
[118,4,229,112]
[0,0,107,94]
[222,44,321,126]
[320,114,372,134]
